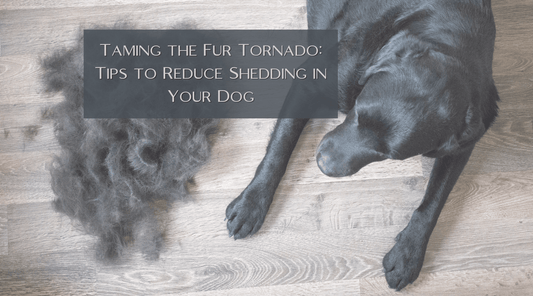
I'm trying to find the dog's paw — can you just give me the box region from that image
[382,229,427,291]
[225,189,272,240]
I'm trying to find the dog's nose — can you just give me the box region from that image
[316,151,349,177]
[316,151,329,174]
[316,141,347,177]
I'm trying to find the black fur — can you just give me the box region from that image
[42,27,218,261]
[226,0,499,291]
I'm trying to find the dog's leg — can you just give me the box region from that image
[383,146,475,291]
[226,118,309,239]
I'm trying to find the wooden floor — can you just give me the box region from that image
[1,0,533,295]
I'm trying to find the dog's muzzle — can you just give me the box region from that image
[316,125,387,177]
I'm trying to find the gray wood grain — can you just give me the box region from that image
[1,0,533,294]
[361,265,533,295]
[0,205,7,256]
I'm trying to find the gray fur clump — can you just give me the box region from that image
[41,31,218,261]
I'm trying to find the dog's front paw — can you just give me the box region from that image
[225,188,273,240]
[382,229,427,291]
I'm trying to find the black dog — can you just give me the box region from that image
[226,0,499,290]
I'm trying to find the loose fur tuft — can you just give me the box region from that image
[41,27,218,261]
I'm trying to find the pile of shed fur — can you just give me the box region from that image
[42,27,217,260]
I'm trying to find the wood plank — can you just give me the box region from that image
[185,279,361,296]
[0,122,59,153]
[7,202,96,255]
[0,205,7,255]
[1,202,97,295]
[492,73,533,111]
[93,228,397,295]
[0,151,56,205]
[492,49,533,75]
[171,176,427,245]
[0,55,55,106]
[0,0,211,10]
[162,170,533,252]
[360,265,533,296]
[464,109,533,174]
[1,0,529,12]
[0,251,97,296]
[0,0,307,12]
[491,0,533,116]
[441,171,533,224]
[0,1,307,57]
[92,218,533,294]
[184,170,533,236]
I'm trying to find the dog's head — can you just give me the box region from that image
[316,38,486,177]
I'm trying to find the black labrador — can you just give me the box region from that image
[226,0,499,290]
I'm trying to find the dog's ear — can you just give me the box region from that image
[358,64,384,85]
[457,103,487,147]
[438,103,486,154]
[357,37,399,85]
